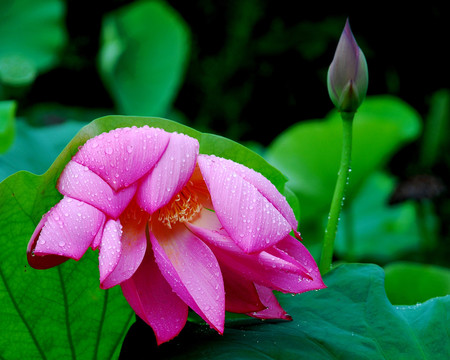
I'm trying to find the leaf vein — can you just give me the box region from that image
[0,265,47,360]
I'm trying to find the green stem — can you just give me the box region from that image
[319,111,354,274]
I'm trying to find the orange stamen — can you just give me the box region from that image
[157,181,203,229]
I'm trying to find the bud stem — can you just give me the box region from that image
[319,111,354,274]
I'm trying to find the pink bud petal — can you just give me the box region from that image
[150,220,225,334]
[31,197,105,262]
[73,126,170,191]
[327,19,368,112]
[58,160,137,219]
[121,249,188,345]
[197,155,292,253]
[137,132,199,213]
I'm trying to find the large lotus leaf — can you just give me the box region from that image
[0,0,67,85]
[118,263,449,359]
[265,95,422,224]
[99,0,190,117]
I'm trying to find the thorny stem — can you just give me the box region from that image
[319,111,354,274]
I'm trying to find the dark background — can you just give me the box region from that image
[29,1,449,145]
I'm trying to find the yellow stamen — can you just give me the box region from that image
[157,181,203,229]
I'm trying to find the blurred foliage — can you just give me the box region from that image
[384,262,450,305]
[335,171,433,263]
[99,0,190,117]
[0,0,67,93]
[266,96,422,223]
[0,100,16,154]
[0,0,449,358]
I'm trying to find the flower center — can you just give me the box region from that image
[157,181,203,229]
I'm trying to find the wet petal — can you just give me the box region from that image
[73,126,170,191]
[58,160,137,219]
[121,249,188,345]
[188,210,322,294]
[100,203,149,289]
[27,207,70,269]
[31,197,105,263]
[150,219,225,334]
[98,219,123,286]
[199,154,298,230]
[248,284,292,320]
[220,263,265,313]
[197,155,292,253]
[274,235,326,292]
[137,132,199,214]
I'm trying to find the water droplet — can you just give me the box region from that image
[92,142,99,148]
[126,145,133,153]
[58,241,65,247]
[105,147,113,155]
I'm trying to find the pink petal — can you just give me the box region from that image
[137,132,199,214]
[149,219,225,334]
[198,154,298,230]
[121,249,188,345]
[275,235,326,292]
[58,160,137,219]
[27,207,70,269]
[73,126,170,191]
[98,219,123,286]
[100,203,149,289]
[187,210,323,294]
[248,284,292,320]
[220,263,265,313]
[91,216,106,250]
[32,196,105,261]
[197,155,292,253]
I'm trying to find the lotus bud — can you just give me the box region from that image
[327,19,368,113]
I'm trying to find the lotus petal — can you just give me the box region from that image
[150,220,225,333]
[73,126,170,191]
[58,160,137,219]
[121,249,188,345]
[30,197,105,263]
[137,132,198,214]
[197,155,291,253]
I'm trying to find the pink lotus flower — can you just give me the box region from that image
[27,126,325,344]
